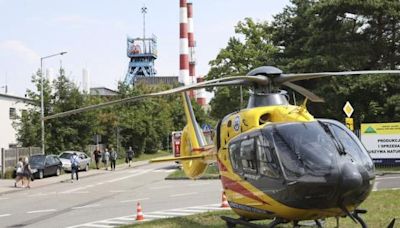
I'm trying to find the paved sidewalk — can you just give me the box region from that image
[0,160,149,195]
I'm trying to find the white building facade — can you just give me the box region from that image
[0,93,32,150]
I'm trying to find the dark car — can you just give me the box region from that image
[29,154,63,179]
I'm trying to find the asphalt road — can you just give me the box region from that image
[0,162,223,228]
[0,162,399,228]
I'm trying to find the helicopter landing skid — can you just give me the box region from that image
[351,209,368,228]
[220,216,288,228]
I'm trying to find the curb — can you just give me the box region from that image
[0,160,150,196]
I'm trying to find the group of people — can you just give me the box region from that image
[92,146,135,171]
[14,157,32,188]
[13,146,136,185]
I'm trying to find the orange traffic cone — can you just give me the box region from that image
[221,191,229,208]
[136,202,144,221]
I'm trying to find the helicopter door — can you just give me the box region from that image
[229,135,258,178]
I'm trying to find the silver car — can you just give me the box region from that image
[59,151,91,172]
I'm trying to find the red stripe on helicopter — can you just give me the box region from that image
[217,157,228,171]
[220,175,270,205]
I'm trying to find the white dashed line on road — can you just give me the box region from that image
[120,197,150,203]
[170,192,198,197]
[0,214,11,218]
[27,209,57,214]
[106,169,151,183]
[67,203,230,228]
[72,204,100,210]
[0,197,10,200]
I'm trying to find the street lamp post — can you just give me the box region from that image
[40,51,67,154]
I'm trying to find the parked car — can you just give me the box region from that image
[29,154,63,179]
[59,151,91,172]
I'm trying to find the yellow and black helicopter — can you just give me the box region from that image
[45,66,400,227]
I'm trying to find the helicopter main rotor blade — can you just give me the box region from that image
[44,75,269,120]
[283,82,325,103]
[275,70,400,84]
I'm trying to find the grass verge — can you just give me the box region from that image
[122,189,400,228]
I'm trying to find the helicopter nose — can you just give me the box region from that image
[339,162,363,195]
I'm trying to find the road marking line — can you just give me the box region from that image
[120,197,150,203]
[150,185,173,190]
[170,192,198,197]
[170,208,207,213]
[143,214,170,218]
[98,220,128,225]
[27,209,57,214]
[152,169,176,173]
[150,211,192,216]
[68,203,225,227]
[0,214,11,217]
[128,169,147,173]
[188,182,211,186]
[0,197,10,200]
[189,206,228,210]
[72,204,100,210]
[106,169,152,183]
[79,224,114,228]
[115,217,136,221]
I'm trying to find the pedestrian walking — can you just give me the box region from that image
[103,148,110,170]
[22,157,32,188]
[126,146,134,167]
[14,157,24,187]
[110,147,117,171]
[93,147,101,169]
[70,152,80,181]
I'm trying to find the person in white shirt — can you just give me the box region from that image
[14,157,24,187]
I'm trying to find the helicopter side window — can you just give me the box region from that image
[256,136,280,178]
[240,138,257,173]
[229,142,241,170]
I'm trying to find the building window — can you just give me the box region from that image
[9,107,17,119]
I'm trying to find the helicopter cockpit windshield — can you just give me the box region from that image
[272,122,337,178]
[228,120,373,184]
[268,120,374,180]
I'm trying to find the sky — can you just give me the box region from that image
[0,0,290,98]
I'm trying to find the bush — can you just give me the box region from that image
[3,168,16,179]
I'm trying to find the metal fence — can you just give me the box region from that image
[1,147,41,178]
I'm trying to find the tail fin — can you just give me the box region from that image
[179,92,216,179]
[150,92,216,179]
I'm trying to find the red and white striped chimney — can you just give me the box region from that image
[179,0,190,85]
[187,2,196,99]
[196,76,206,106]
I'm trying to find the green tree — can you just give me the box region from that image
[206,18,278,119]
[16,68,97,153]
[207,0,400,126]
